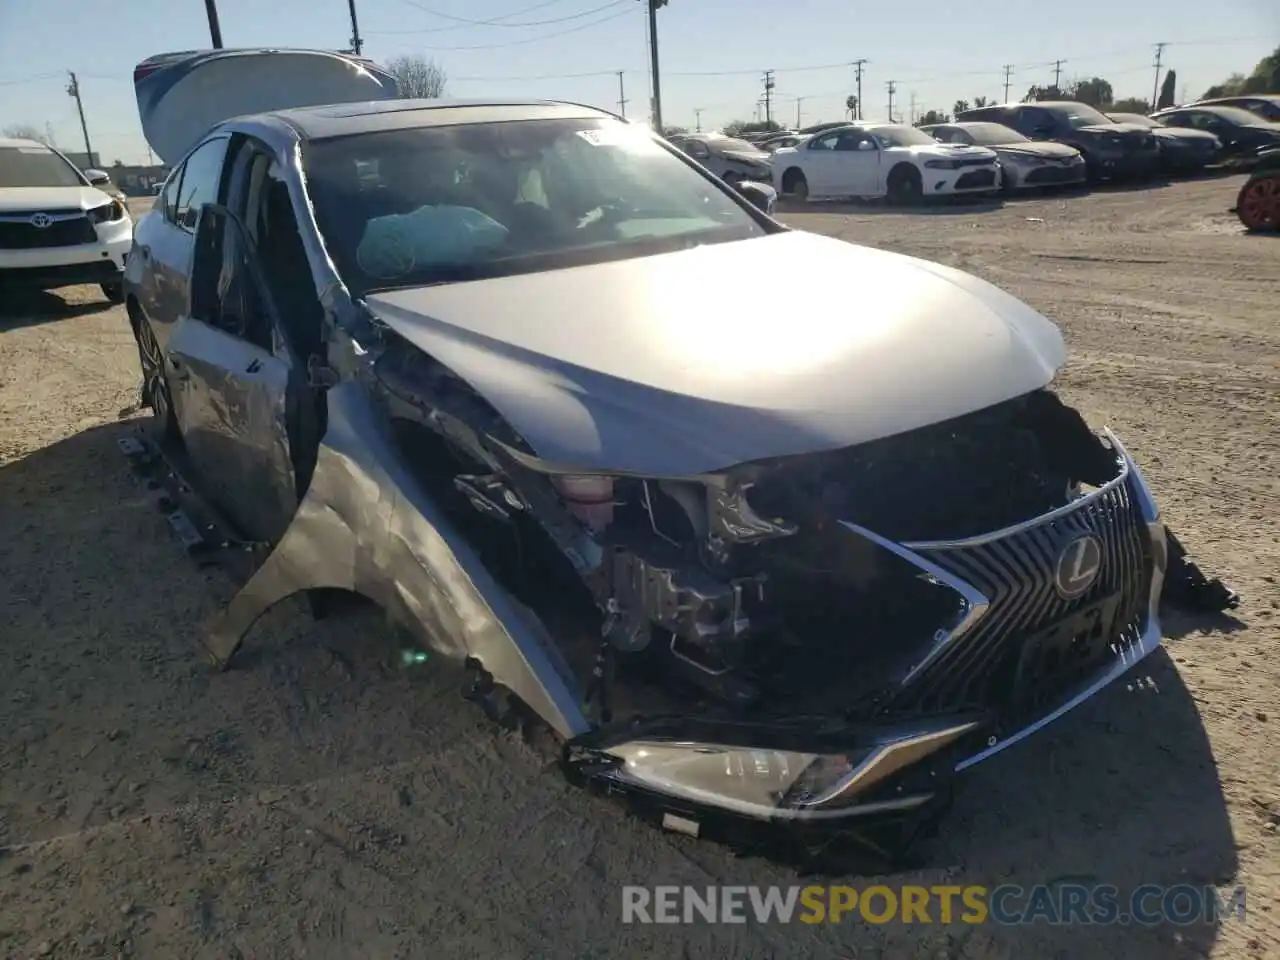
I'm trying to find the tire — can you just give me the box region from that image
[781,168,808,201]
[886,165,923,206]
[101,279,125,304]
[129,301,179,441]
[1237,174,1280,232]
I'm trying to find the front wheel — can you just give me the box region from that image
[131,306,179,441]
[1237,174,1280,232]
[101,280,125,304]
[886,166,923,206]
[781,168,809,202]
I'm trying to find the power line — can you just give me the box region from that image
[368,5,634,49]
[452,68,632,81]
[370,0,629,33]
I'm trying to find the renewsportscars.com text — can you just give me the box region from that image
[621,884,1247,926]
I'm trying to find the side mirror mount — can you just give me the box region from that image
[84,169,111,187]
[735,180,777,216]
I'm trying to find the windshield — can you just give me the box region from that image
[1108,113,1156,128]
[707,137,764,155]
[0,145,85,188]
[959,122,1028,145]
[1203,106,1274,126]
[868,125,939,147]
[303,117,768,296]
[1054,104,1113,129]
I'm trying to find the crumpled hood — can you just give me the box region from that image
[1150,127,1218,142]
[909,143,996,161]
[0,186,113,212]
[365,231,1066,477]
[1076,122,1152,137]
[720,149,771,165]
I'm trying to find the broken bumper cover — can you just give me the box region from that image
[567,436,1168,831]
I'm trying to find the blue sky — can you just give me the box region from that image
[0,0,1274,163]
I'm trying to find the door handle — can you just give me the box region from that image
[245,358,262,374]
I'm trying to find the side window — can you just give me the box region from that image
[809,132,840,151]
[174,137,231,232]
[190,207,274,352]
[685,141,710,160]
[160,169,181,223]
[1015,108,1053,136]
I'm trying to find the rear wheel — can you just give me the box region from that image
[781,168,809,201]
[1237,174,1280,232]
[886,165,923,206]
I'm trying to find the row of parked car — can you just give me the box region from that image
[667,94,1280,229]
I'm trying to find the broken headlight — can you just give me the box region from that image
[87,199,126,224]
[602,721,980,820]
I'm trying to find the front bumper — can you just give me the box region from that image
[0,218,132,289]
[568,434,1166,838]
[925,164,1001,195]
[1092,149,1161,177]
[726,165,773,184]
[1009,158,1088,188]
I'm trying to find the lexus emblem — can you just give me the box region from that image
[1054,534,1103,599]
[29,213,52,229]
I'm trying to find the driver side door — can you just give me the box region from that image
[830,129,880,195]
[166,204,303,544]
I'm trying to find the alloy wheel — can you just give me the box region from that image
[1238,176,1280,232]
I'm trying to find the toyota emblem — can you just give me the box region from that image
[29,213,52,229]
[1054,534,1103,600]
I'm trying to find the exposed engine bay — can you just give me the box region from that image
[372,333,1191,727]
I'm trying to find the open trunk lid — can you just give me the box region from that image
[134,48,400,165]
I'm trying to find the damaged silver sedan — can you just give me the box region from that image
[122,49,1236,864]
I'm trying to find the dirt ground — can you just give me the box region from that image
[1,178,1277,960]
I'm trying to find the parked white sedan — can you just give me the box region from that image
[771,123,1001,203]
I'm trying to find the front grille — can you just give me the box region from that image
[882,474,1151,717]
[0,212,96,250]
[955,168,997,189]
[955,157,994,168]
[1025,165,1084,184]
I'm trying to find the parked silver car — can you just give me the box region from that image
[121,48,1235,865]
[921,121,1087,191]
[668,133,773,185]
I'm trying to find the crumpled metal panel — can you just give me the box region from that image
[203,380,591,741]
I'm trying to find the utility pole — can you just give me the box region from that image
[1151,41,1168,109]
[616,71,627,118]
[203,0,224,48]
[347,0,363,55]
[762,70,775,125]
[852,59,867,120]
[886,80,896,123]
[909,91,917,124]
[646,0,666,132]
[1052,59,1064,92]
[65,72,94,165]
[694,107,703,132]
[1002,64,1013,102]
[795,96,805,129]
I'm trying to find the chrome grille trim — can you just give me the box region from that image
[849,431,1155,717]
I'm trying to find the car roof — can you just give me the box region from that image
[1192,94,1280,104]
[1154,104,1251,119]
[257,97,613,141]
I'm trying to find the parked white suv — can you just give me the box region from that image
[0,137,133,303]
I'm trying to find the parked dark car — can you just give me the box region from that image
[955,101,1160,181]
[1150,105,1280,168]
[1236,146,1280,232]
[1188,94,1280,123]
[1106,112,1221,174]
